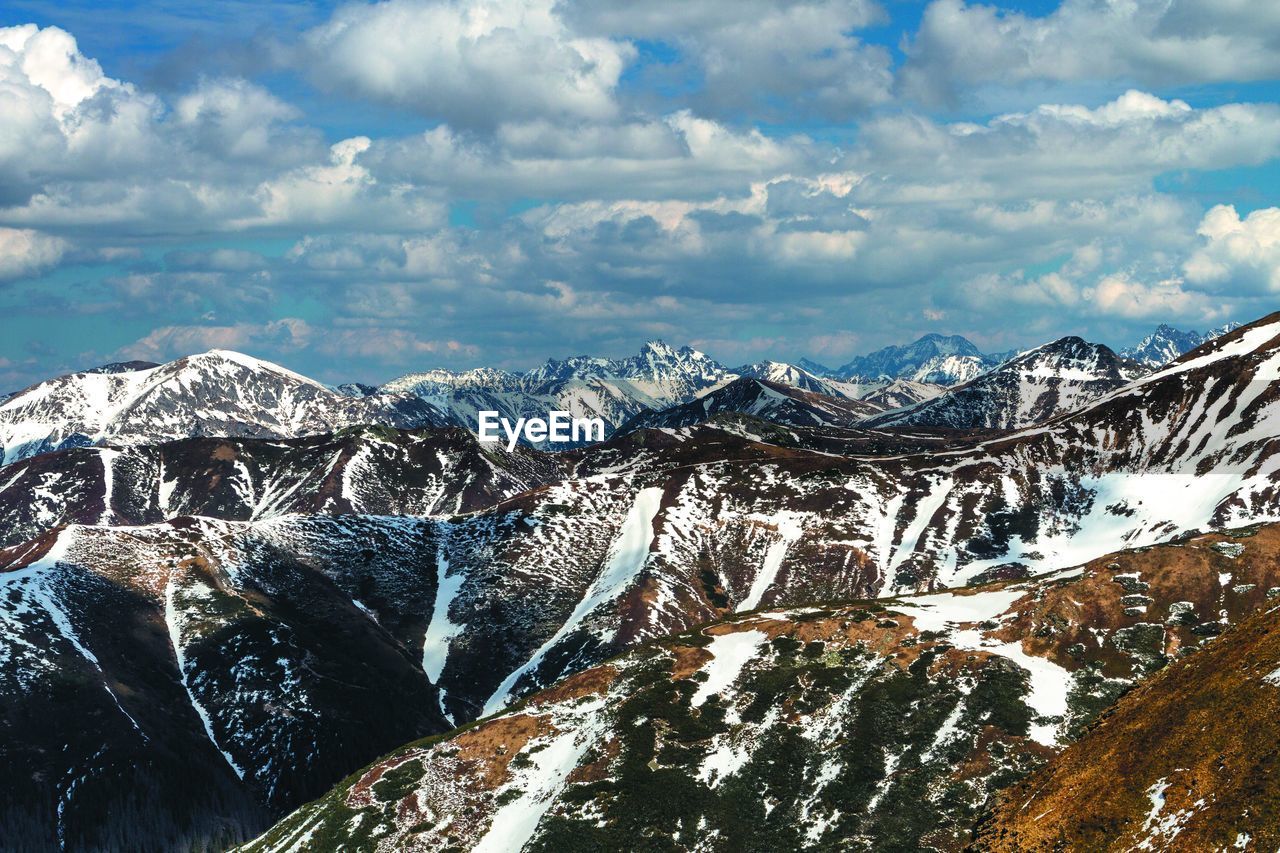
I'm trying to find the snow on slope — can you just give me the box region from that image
[482,486,663,716]
[242,524,1280,852]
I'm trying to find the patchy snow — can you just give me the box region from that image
[737,513,805,612]
[472,698,607,853]
[893,587,1025,634]
[920,690,970,763]
[1142,778,1170,833]
[482,487,663,716]
[894,585,1070,745]
[165,577,245,779]
[691,629,768,708]
[422,537,465,683]
[97,448,120,525]
[865,748,903,812]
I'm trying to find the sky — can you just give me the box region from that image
[0,0,1278,387]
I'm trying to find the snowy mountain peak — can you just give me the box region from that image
[0,351,447,466]
[1121,321,1241,368]
[836,334,994,384]
[865,335,1150,430]
[796,357,835,377]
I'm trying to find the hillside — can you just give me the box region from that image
[239,525,1280,851]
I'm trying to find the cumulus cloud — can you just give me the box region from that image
[567,0,891,120]
[0,227,68,280]
[301,0,635,128]
[1185,205,1280,292]
[1086,273,1216,321]
[173,77,311,163]
[851,91,1280,201]
[114,318,315,363]
[0,25,425,235]
[901,0,1280,105]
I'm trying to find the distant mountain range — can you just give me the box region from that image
[0,322,1237,465]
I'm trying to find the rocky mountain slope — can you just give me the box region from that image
[0,351,448,466]
[860,378,944,410]
[976,545,1280,850]
[6,313,1280,850]
[864,337,1149,430]
[0,426,564,549]
[7,313,1279,802]
[0,515,455,850]
[239,525,1280,852]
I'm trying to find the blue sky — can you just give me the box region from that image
[0,0,1278,387]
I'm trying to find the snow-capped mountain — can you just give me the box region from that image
[864,336,1149,430]
[835,333,1002,385]
[379,343,950,450]
[1121,321,1241,368]
[619,377,882,433]
[796,356,836,377]
[0,351,449,466]
[730,360,877,401]
[731,360,838,395]
[382,342,736,448]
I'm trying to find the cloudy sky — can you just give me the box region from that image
[0,0,1278,387]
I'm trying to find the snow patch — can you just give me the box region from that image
[691,629,768,708]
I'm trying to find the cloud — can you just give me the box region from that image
[1185,205,1280,292]
[566,0,891,120]
[0,227,68,280]
[114,318,315,363]
[851,91,1280,202]
[172,77,311,163]
[0,25,423,235]
[301,0,634,128]
[901,0,1280,105]
[1086,273,1216,321]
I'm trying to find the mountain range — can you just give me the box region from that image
[0,314,1271,851]
[0,323,1229,464]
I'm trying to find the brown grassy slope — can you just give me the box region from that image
[973,599,1280,851]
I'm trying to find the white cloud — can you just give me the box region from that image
[302,0,634,128]
[852,91,1280,202]
[902,0,1280,105]
[173,77,310,162]
[115,318,315,362]
[0,227,68,280]
[566,0,891,119]
[1185,205,1280,292]
[1086,272,1214,321]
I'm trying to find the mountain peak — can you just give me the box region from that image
[1121,322,1239,368]
[836,334,991,385]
